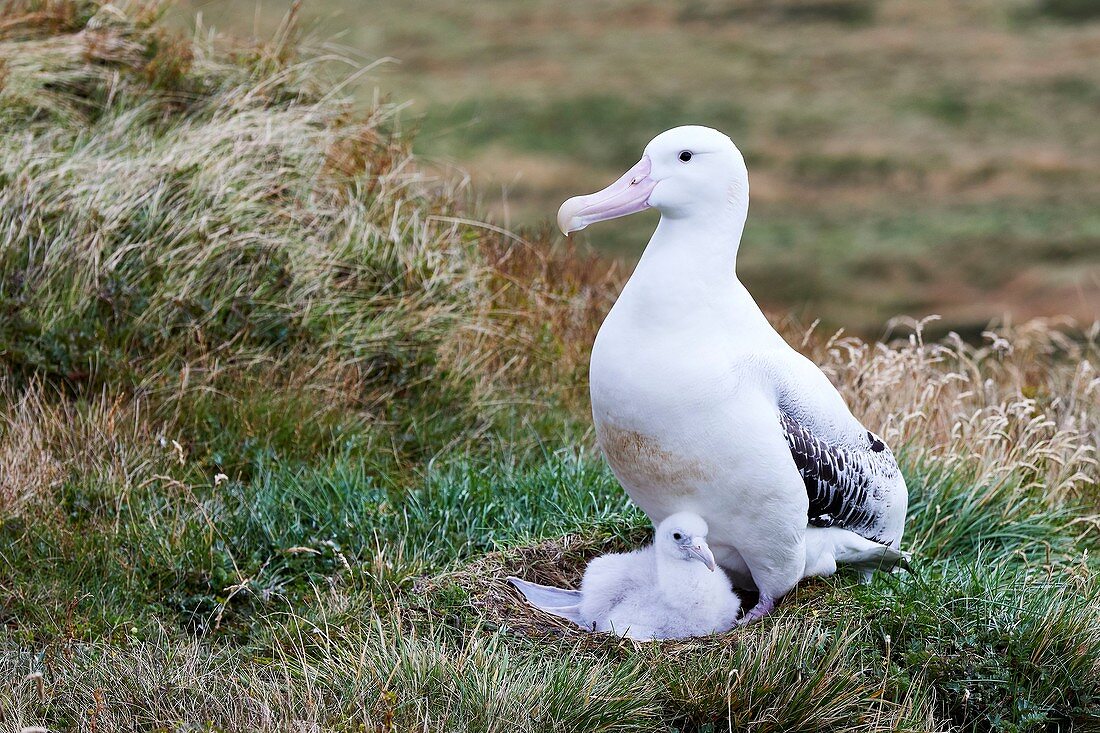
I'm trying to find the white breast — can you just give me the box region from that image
[590,296,759,523]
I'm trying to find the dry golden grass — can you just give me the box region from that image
[808,317,1099,504]
[0,382,169,519]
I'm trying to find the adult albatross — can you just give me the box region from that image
[557,126,909,624]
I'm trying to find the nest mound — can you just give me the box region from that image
[412,533,647,641]
[410,529,765,651]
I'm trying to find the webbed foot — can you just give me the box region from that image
[736,593,776,625]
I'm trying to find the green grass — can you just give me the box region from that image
[678,0,878,26]
[0,446,635,638]
[1032,0,1100,21]
[4,441,1098,730]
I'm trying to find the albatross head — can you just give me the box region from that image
[557,125,748,235]
[657,511,717,571]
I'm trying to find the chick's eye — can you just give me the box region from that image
[678,151,693,163]
[673,532,683,540]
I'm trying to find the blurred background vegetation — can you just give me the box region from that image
[173,0,1100,334]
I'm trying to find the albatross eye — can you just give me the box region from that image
[672,532,683,540]
[678,151,693,163]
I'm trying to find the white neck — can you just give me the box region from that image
[655,552,713,606]
[647,206,745,281]
[612,201,778,340]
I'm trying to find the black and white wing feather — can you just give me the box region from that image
[779,410,902,544]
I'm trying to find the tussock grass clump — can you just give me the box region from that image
[0,0,613,500]
[0,0,607,468]
[0,0,481,395]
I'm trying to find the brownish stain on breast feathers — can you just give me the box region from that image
[597,424,710,495]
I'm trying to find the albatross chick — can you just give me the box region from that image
[509,512,741,640]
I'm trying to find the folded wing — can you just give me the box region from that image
[779,409,902,545]
[507,576,588,627]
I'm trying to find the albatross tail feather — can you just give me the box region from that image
[507,577,587,627]
[804,527,912,579]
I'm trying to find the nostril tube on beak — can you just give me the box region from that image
[556,155,655,235]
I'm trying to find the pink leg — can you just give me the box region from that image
[736,593,776,625]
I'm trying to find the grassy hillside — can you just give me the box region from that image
[173,0,1100,334]
[1,3,1098,732]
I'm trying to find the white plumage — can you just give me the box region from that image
[509,512,741,640]
[556,126,910,624]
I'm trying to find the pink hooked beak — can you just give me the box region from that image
[556,155,656,235]
[687,540,718,572]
